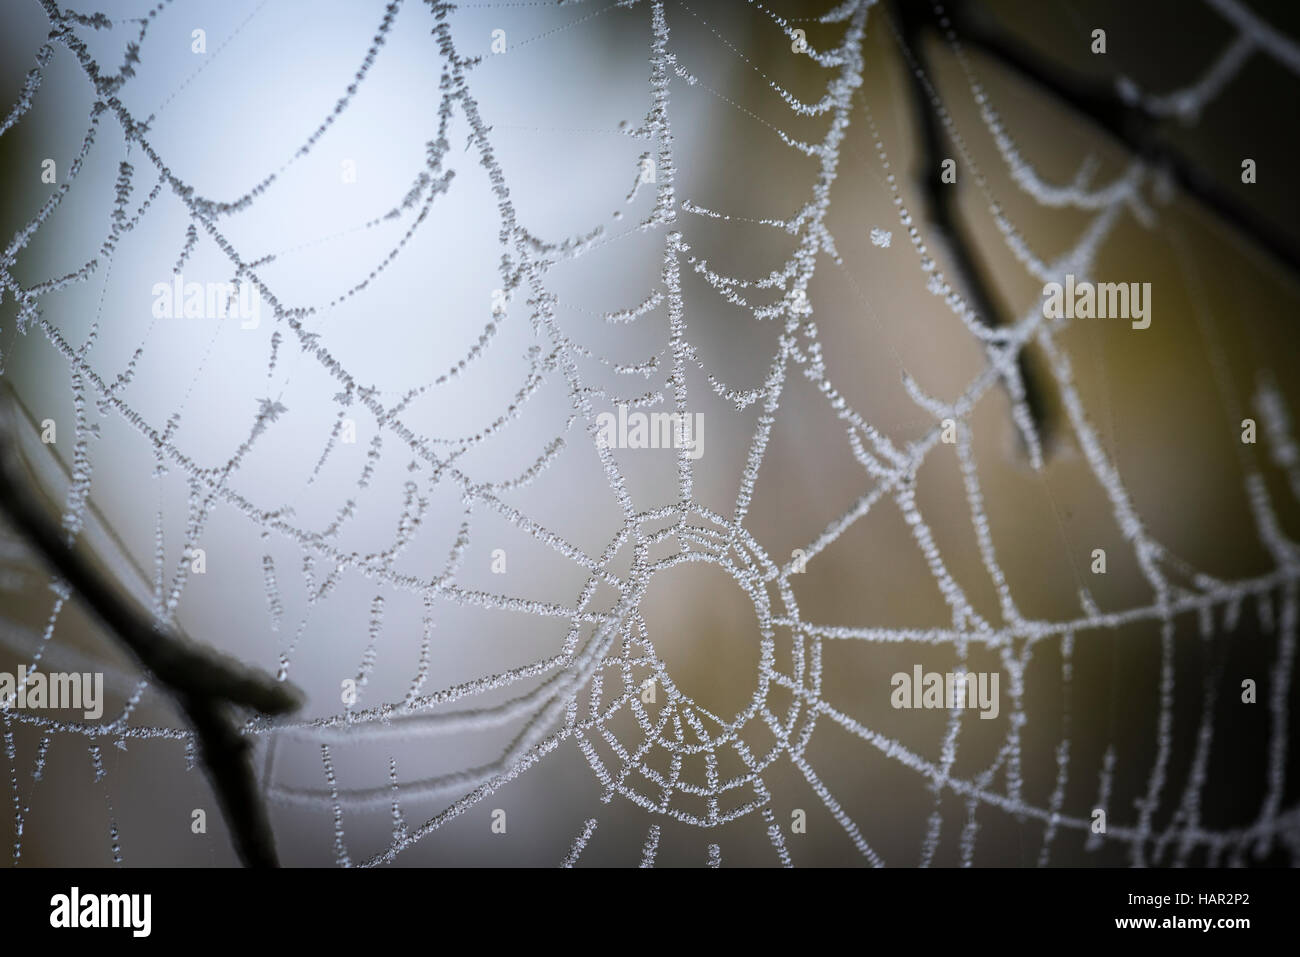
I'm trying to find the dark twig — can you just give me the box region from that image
[0,393,302,867]
[888,0,1055,444]
[943,0,1300,277]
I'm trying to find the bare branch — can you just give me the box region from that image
[0,392,302,867]
[944,0,1300,277]
[887,0,1055,444]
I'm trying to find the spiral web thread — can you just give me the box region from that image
[0,0,1298,868]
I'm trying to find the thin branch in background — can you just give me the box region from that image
[944,0,1300,277]
[0,395,303,867]
[888,0,1056,447]
[885,0,1300,453]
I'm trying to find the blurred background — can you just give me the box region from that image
[0,0,1298,866]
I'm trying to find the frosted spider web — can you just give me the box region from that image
[0,0,1298,868]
